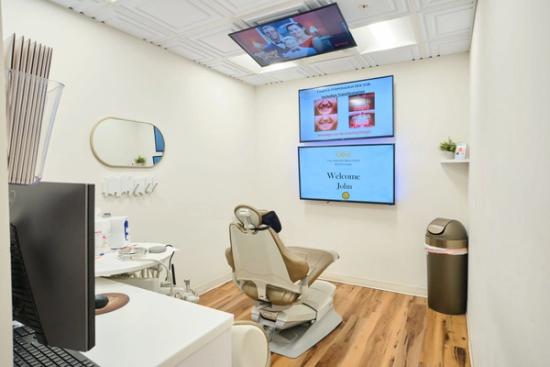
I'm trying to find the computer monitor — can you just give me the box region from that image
[9,182,95,351]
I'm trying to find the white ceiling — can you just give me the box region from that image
[47,0,477,86]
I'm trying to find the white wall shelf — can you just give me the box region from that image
[441,159,470,164]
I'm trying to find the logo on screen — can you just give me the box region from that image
[342,192,350,200]
[336,151,351,158]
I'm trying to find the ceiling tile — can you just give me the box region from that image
[427,37,470,56]
[268,67,307,82]
[364,44,421,66]
[416,0,475,11]
[214,0,291,17]
[168,40,215,61]
[238,74,278,86]
[422,5,475,39]
[134,0,217,31]
[111,5,179,40]
[209,62,248,77]
[339,0,410,28]
[51,0,107,13]
[106,15,167,42]
[295,65,326,78]
[196,28,243,56]
[239,3,310,25]
[309,58,360,75]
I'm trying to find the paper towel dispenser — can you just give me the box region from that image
[95,214,129,250]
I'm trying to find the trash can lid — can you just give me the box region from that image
[425,218,468,249]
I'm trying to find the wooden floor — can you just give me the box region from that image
[200,281,470,367]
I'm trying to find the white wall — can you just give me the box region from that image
[0,3,13,364]
[2,0,258,290]
[468,0,550,365]
[254,54,470,295]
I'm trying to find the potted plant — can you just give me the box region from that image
[134,155,146,165]
[439,137,456,159]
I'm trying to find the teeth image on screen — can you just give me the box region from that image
[300,75,393,142]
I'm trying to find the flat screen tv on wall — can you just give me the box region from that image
[299,75,394,142]
[298,144,395,205]
[229,4,356,67]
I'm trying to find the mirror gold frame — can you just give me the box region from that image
[90,117,166,168]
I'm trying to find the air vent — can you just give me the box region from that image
[240,3,310,26]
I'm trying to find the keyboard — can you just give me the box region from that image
[13,326,99,367]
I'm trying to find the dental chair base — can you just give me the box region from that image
[252,280,342,358]
[270,308,342,358]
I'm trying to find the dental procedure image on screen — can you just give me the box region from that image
[299,75,393,142]
[314,97,338,131]
[349,93,375,129]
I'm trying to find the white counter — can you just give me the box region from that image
[84,278,233,367]
[95,243,175,277]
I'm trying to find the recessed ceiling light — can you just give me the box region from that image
[228,54,297,74]
[105,0,117,4]
[352,16,417,54]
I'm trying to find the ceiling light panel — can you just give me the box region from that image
[352,16,417,54]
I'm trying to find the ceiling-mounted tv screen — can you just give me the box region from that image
[229,4,356,67]
[299,75,394,142]
[298,144,395,205]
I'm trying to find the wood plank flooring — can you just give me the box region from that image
[199,281,470,367]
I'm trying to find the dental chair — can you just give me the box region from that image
[225,205,342,358]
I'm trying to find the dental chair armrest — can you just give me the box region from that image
[286,247,339,286]
[225,247,235,271]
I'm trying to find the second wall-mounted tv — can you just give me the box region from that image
[298,144,395,205]
[229,4,356,67]
[299,75,394,142]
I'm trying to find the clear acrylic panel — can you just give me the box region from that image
[5,69,64,185]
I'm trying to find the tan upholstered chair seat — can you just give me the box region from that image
[225,246,337,305]
[241,282,300,306]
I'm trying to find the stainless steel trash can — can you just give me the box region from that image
[425,218,468,315]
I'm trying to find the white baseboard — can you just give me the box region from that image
[196,273,232,295]
[466,313,474,367]
[320,273,427,297]
[197,272,427,298]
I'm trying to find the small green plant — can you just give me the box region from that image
[134,155,146,165]
[439,137,457,153]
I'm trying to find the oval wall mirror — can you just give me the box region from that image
[91,117,165,168]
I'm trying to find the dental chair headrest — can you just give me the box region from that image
[234,205,282,233]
